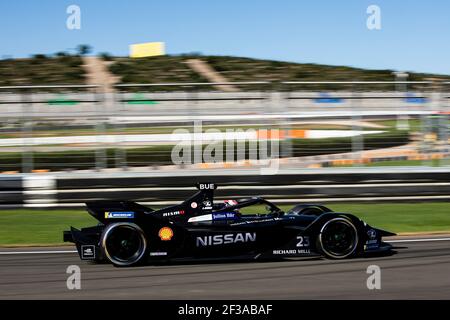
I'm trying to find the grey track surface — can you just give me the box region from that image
[0,240,449,300]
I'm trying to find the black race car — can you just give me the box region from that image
[64,183,395,267]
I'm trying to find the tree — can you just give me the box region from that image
[55,51,68,57]
[98,52,112,61]
[77,44,92,56]
[32,54,47,59]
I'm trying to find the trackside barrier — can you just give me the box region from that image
[1,169,450,208]
[22,175,57,208]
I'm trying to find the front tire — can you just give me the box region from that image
[101,222,148,267]
[316,217,359,259]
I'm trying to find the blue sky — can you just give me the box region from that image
[0,0,449,75]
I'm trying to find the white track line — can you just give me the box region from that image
[387,237,450,243]
[0,250,77,255]
[1,238,450,255]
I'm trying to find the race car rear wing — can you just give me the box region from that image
[178,183,217,213]
[83,183,218,223]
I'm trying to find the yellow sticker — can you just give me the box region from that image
[158,227,174,241]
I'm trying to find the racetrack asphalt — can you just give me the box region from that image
[0,237,449,299]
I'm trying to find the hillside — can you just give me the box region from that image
[109,55,450,91]
[0,55,85,87]
[109,55,209,90]
[0,54,448,90]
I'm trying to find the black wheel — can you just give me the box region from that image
[101,223,147,267]
[317,217,359,259]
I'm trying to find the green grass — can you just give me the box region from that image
[0,202,449,246]
[0,210,96,246]
[335,159,442,167]
[368,159,441,167]
[0,123,364,139]
[363,160,426,167]
[327,203,450,233]
[374,119,422,132]
[238,203,450,234]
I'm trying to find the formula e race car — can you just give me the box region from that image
[64,183,395,267]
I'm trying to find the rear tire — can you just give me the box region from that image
[101,222,148,267]
[316,217,359,259]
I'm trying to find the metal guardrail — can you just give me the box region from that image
[115,81,270,87]
[282,81,432,84]
[0,85,100,90]
[0,85,105,173]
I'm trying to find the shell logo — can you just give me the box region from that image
[158,227,174,241]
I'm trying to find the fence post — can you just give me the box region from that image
[394,72,410,130]
[275,88,290,159]
[351,84,363,165]
[111,90,127,170]
[94,88,107,171]
[443,83,450,166]
[21,88,34,173]
[430,90,440,166]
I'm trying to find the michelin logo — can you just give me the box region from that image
[105,211,135,219]
[196,232,256,247]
